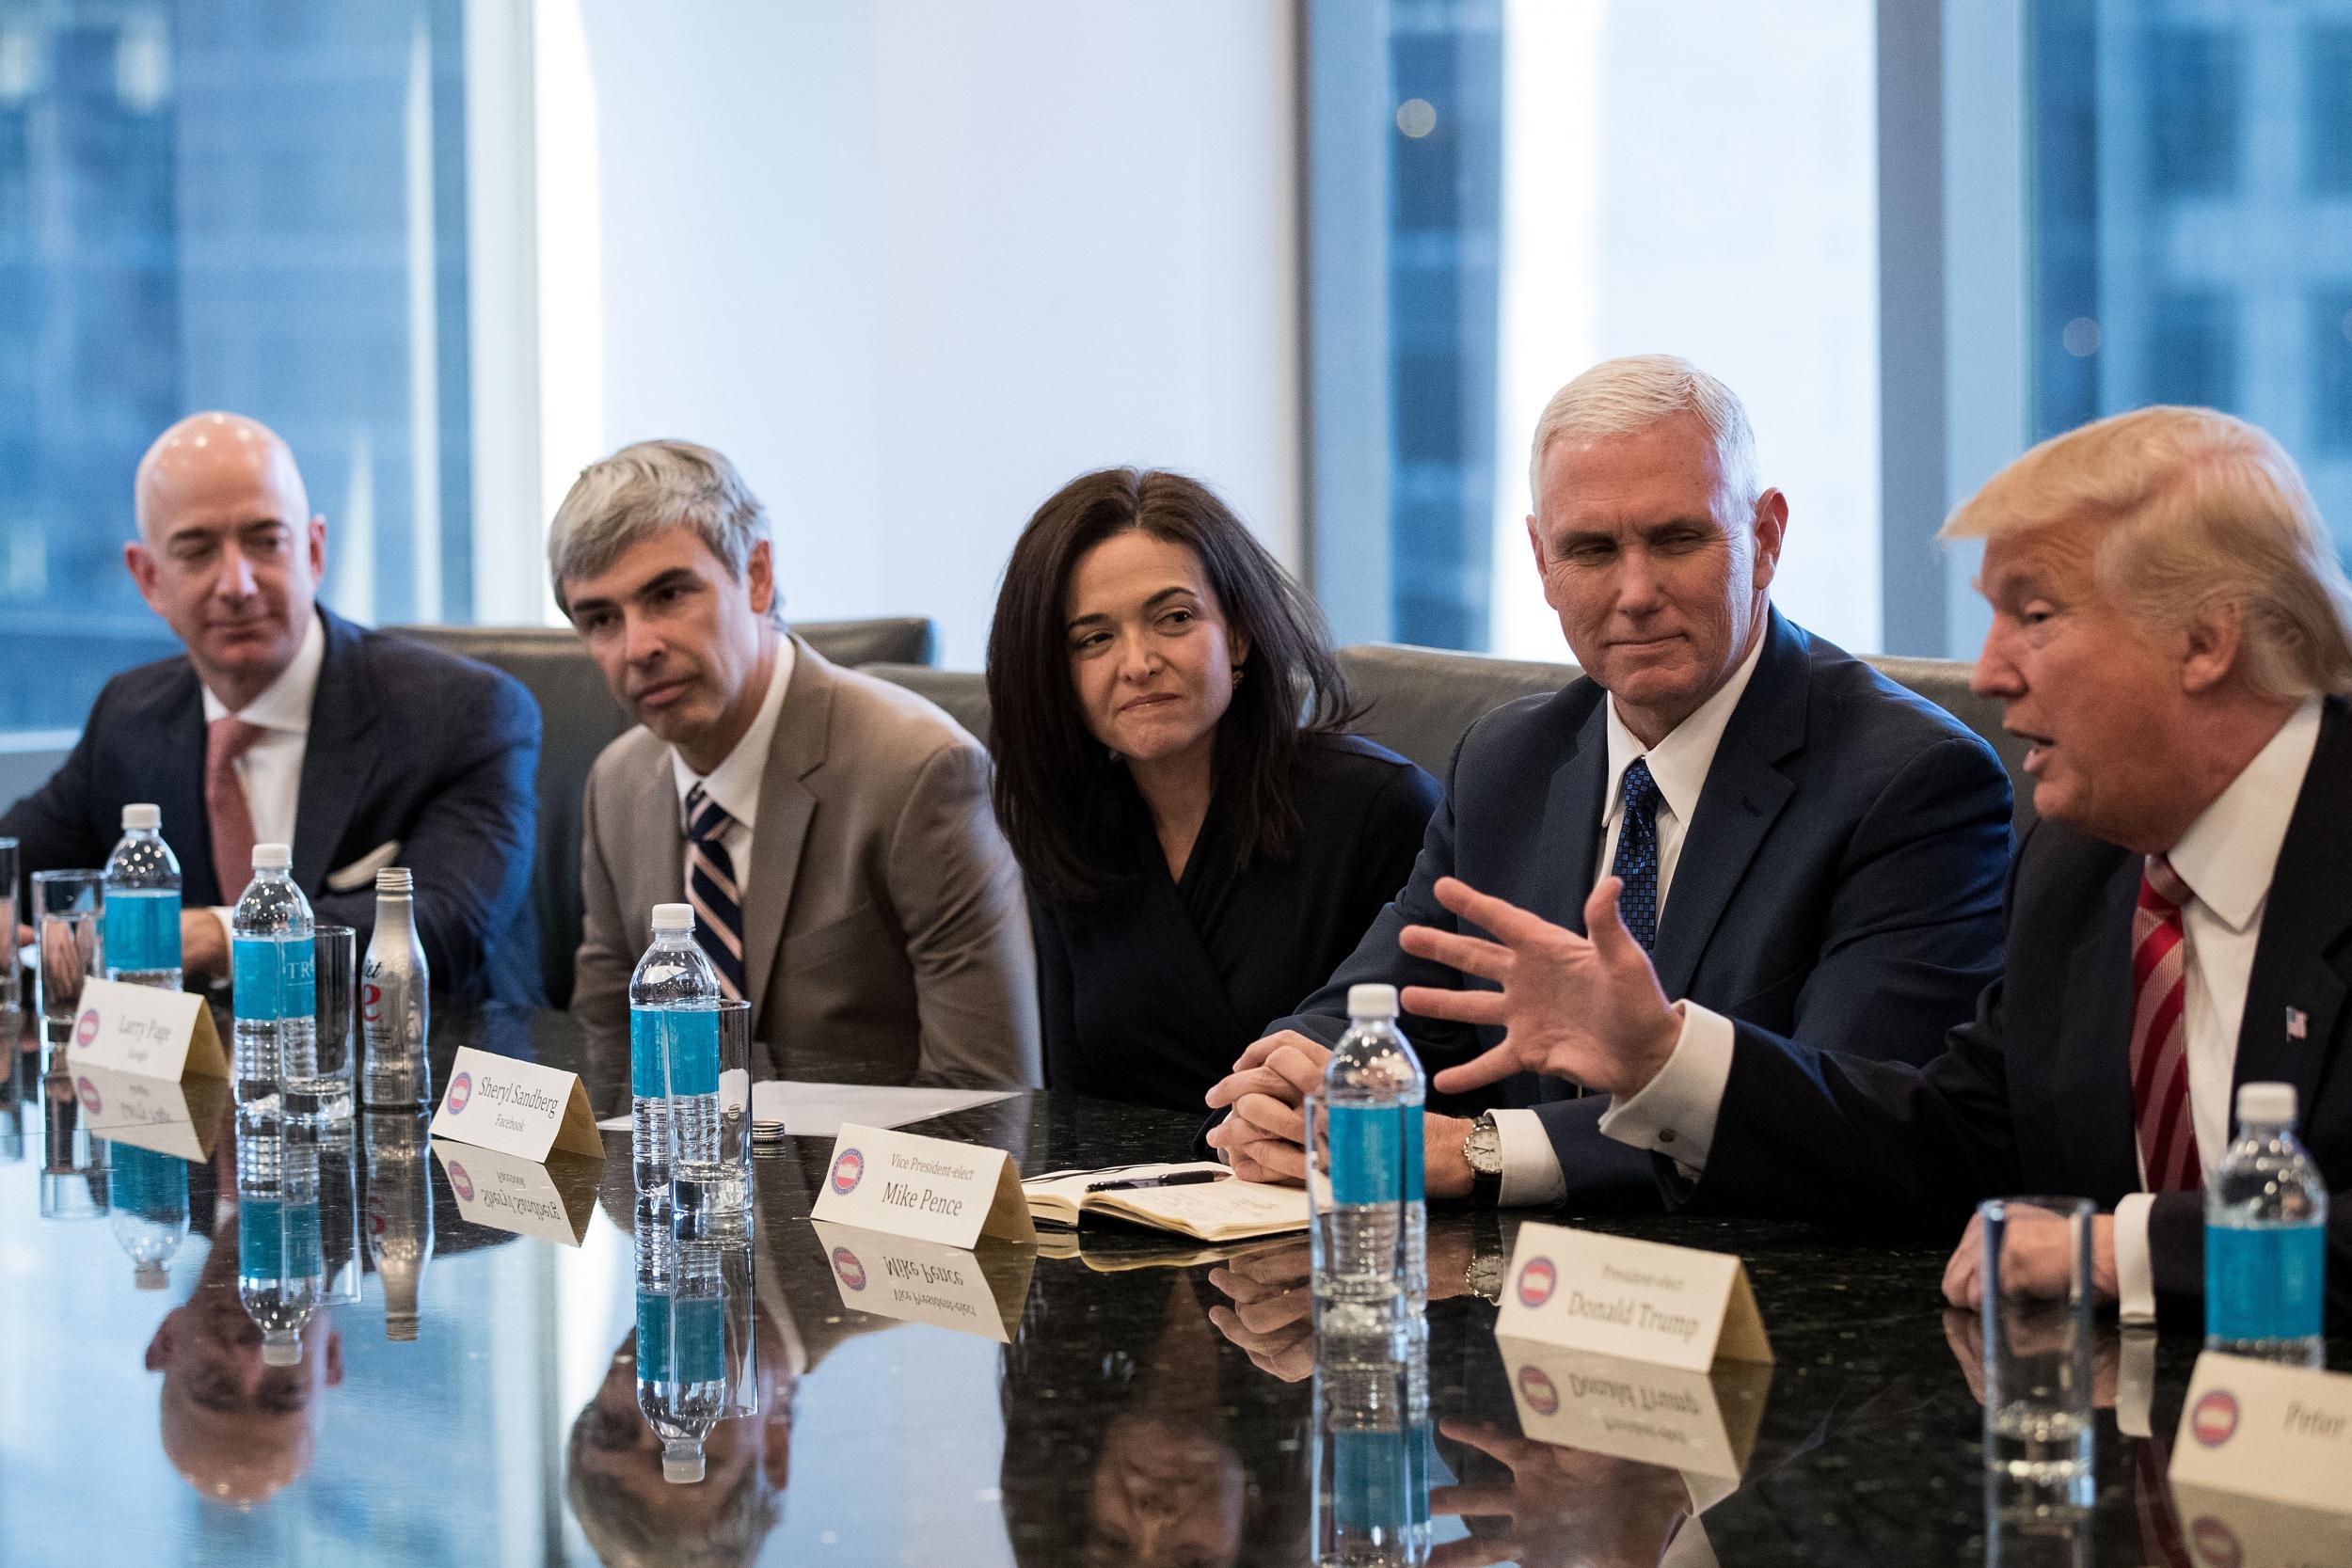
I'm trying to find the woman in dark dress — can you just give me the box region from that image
[985,467,1440,1113]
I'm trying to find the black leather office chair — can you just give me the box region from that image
[861,664,992,745]
[389,617,937,1006]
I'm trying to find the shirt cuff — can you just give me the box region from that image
[1596,1001,1735,1175]
[2114,1191,2157,1325]
[1491,1108,1566,1208]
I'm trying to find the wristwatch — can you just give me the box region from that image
[1463,1206,1506,1303]
[1462,1111,1503,1209]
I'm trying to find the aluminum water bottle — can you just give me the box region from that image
[231,844,316,1112]
[1312,984,1428,1355]
[109,1142,191,1291]
[628,904,722,1199]
[237,1117,325,1368]
[364,1108,434,1341]
[2206,1081,2328,1366]
[103,803,182,990]
[360,868,431,1107]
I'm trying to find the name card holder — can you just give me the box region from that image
[430,1046,603,1163]
[73,1064,230,1163]
[431,1139,600,1246]
[66,978,229,1083]
[809,1122,1034,1249]
[2169,1352,2352,1519]
[810,1219,1036,1341]
[1493,1222,1772,1373]
[1496,1336,1773,1480]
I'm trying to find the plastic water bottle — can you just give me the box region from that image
[634,1216,727,1484]
[364,1109,434,1341]
[360,868,432,1107]
[629,904,722,1200]
[1313,1326,1434,1565]
[103,803,182,990]
[108,1142,191,1291]
[237,1117,325,1368]
[231,844,316,1113]
[1311,984,1428,1356]
[2205,1081,2328,1366]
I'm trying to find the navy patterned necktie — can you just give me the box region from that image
[684,784,748,1002]
[1611,757,1662,951]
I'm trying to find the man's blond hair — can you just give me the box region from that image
[1942,404,2352,700]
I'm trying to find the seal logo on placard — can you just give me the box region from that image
[833,1246,868,1291]
[75,1075,101,1114]
[75,1007,100,1047]
[448,1160,474,1201]
[2190,1516,2243,1568]
[831,1148,866,1195]
[1518,1363,1560,1417]
[2190,1388,2241,1449]
[1517,1256,1558,1308]
[447,1071,473,1115]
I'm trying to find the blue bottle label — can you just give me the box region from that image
[1334,1428,1414,1537]
[233,935,315,1022]
[674,1296,725,1382]
[2206,1221,2326,1341]
[637,1287,673,1380]
[630,1007,721,1098]
[111,1144,190,1220]
[237,1198,318,1277]
[103,888,182,973]
[1327,1102,1425,1205]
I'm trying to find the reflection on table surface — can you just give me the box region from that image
[3,1002,2349,1567]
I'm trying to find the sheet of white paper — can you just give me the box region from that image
[752,1081,1014,1137]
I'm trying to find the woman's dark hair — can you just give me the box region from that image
[985,467,1356,905]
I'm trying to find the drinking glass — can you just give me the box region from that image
[0,835,20,1011]
[1979,1196,2096,1511]
[671,998,754,1241]
[40,1054,110,1218]
[31,870,102,1051]
[286,926,357,1126]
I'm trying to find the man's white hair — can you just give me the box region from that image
[1526,354,1761,513]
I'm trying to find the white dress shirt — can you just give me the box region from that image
[1600,700,2323,1322]
[201,612,326,929]
[1489,629,1769,1205]
[669,637,794,902]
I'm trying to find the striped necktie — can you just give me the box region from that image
[1611,757,1663,951]
[2130,854,2201,1192]
[684,784,747,1003]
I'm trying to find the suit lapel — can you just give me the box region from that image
[1532,698,1610,935]
[741,637,826,1051]
[2233,700,2352,1121]
[1647,613,1803,1000]
[291,611,382,894]
[2056,851,2144,1196]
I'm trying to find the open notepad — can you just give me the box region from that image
[1022,1162,1308,1243]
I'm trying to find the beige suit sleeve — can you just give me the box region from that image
[571,763,636,1104]
[885,738,1042,1088]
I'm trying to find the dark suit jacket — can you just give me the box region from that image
[1268,610,2013,1206]
[1693,697,2352,1325]
[2,607,541,1003]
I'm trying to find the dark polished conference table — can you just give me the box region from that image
[5,1002,2347,1568]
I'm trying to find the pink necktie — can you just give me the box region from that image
[206,717,265,900]
[2129,854,2202,1192]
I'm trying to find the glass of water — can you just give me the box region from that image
[286,925,357,1127]
[31,870,103,1051]
[0,835,19,1011]
[671,998,754,1241]
[1979,1196,2095,1511]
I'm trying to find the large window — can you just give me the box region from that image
[0,0,473,733]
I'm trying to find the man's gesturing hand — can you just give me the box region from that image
[1406,875,1682,1100]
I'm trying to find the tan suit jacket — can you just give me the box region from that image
[572,636,1041,1088]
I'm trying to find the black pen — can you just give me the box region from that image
[1088,1170,1228,1193]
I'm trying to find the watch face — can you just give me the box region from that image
[1465,1118,1503,1176]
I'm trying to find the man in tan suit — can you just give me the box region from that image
[551,438,1040,1088]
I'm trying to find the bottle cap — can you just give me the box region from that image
[662,1440,706,1485]
[134,1259,168,1291]
[121,802,161,831]
[375,867,414,894]
[253,843,293,871]
[651,902,695,933]
[1347,983,1399,1019]
[260,1331,302,1368]
[2236,1081,2296,1126]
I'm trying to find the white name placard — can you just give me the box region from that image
[2169,1352,2352,1517]
[810,1219,1035,1341]
[1493,1223,1772,1372]
[429,1046,604,1163]
[1497,1335,1773,1479]
[74,1064,230,1163]
[808,1123,1034,1249]
[430,1139,597,1246]
[2169,1481,2352,1567]
[66,978,229,1083]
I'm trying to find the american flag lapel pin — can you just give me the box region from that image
[2287,1006,2309,1040]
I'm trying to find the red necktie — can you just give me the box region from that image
[2130,854,2202,1192]
[206,717,265,901]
